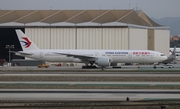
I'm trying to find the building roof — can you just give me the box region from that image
[0,10,162,27]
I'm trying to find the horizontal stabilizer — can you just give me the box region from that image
[10,51,33,55]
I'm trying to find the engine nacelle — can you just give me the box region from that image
[95,58,111,67]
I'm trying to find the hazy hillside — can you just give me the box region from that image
[151,17,180,36]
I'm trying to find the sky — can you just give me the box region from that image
[0,0,179,19]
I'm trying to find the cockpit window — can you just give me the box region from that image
[160,54,165,56]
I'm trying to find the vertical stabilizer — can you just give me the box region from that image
[171,46,176,56]
[15,29,39,51]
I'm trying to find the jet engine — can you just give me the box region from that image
[95,58,111,67]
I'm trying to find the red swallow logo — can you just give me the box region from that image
[21,37,32,48]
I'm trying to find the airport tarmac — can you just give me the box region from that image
[1,64,180,71]
[0,65,179,102]
[0,89,180,101]
[1,81,180,86]
[1,82,179,89]
[1,64,180,76]
[1,73,180,77]
[0,65,168,70]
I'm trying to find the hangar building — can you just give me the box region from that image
[0,10,169,62]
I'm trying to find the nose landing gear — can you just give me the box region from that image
[153,64,157,69]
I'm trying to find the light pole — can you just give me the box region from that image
[5,45,14,66]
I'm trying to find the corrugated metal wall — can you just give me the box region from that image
[154,30,170,56]
[77,28,102,49]
[25,28,51,49]
[25,27,170,59]
[102,28,128,50]
[25,28,129,50]
[147,29,154,50]
[129,28,148,50]
[50,28,76,49]
[26,28,76,49]
[121,28,129,50]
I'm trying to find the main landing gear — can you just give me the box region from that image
[82,62,97,69]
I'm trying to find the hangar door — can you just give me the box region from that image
[0,28,24,62]
[129,28,148,50]
[25,28,76,49]
[154,29,170,56]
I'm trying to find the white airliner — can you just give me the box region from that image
[12,29,167,69]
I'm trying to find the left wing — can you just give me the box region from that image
[54,52,97,61]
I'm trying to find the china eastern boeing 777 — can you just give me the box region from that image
[12,29,167,69]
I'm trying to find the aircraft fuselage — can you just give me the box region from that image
[16,49,166,63]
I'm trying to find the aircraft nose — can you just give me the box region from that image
[163,56,168,61]
[160,56,167,62]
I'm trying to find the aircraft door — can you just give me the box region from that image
[95,53,99,57]
[128,52,132,58]
[40,52,43,58]
[150,53,154,59]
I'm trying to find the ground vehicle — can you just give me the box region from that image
[161,64,173,68]
[38,64,49,68]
